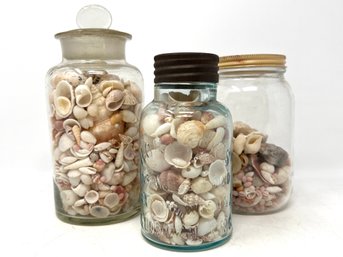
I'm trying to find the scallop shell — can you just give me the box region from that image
[198,200,217,219]
[89,205,110,218]
[75,84,92,107]
[207,127,225,150]
[148,194,169,222]
[208,160,226,186]
[158,170,184,193]
[205,115,227,130]
[105,89,125,111]
[146,148,171,172]
[84,190,99,204]
[164,142,192,169]
[176,120,205,148]
[191,177,213,194]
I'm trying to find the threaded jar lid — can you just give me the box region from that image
[154,52,219,83]
[219,54,286,69]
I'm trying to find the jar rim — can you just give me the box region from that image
[219,54,285,69]
[55,28,132,40]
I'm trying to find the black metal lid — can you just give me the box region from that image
[154,52,219,83]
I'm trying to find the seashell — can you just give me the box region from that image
[141,114,161,137]
[186,239,203,246]
[125,127,138,138]
[176,120,205,148]
[80,131,97,145]
[208,160,226,186]
[67,170,81,187]
[194,153,216,166]
[198,130,216,149]
[84,190,99,204]
[74,198,86,207]
[59,156,77,165]
[75,84,92,107]
[72,205,90,216]
[232,152,242,174]
[233,121,257,137]
[240,154,249,167]
[104,193,120,208]
[172,194,188,206]
[151,123,171,138]
[158,170,185,193]
[60,190,79,206]
[123,144,135,160]
[199,192,216,200]
[182,210,199,226]
[89,112,125,143]
[99,80,124,93]
[80,174,93,185]
[122,171,137,186]
[54,80,74,118]
[164,142,192,169]
[70,147,92,159]
[260,162,275,174]
[79,167,97,175]
[87,103,98,117]
[236,191,263,207]
[200,111,214,124]
[58,133,75,152]
[71,125,81,145]
[63,118,81,136]
[127,81,142,103]
[191,177,213,194]
[170,118,184,139]
[146,148,171,172]
[123,160,137,172]
[64,70,83,87]
[207,127,225,150]
[274,166,290,185]
[181,165,202,179]
[101,163,115,182]
[244,133,263,154]
[266,186,282,194]
[174,216,183,234]
[259,143,289,167]
[115,142,124,168]
[205,115,227,130]
[119,110,136,123]
[64,157,93,170]
[79,117,94,129]
[105,89,125,111]
[160,134,174,145]
[233,134,246,155]
[216,211,227,235]
[198,200,217,219]
[168,90,200,102]
[210,143,226,160]
[123,89,138,105]
[71,183,89,197]
[89,205,110,218]
[73,105,88,120]
[94,142,112,152]
[178,179,191,195]
[93,159,106,172]
[99,151,113,163]
[198,218,217,237]
[148,194,169,222]
[182,193,205,206]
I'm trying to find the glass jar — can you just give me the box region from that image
[140,53,233,251]
[46,5,143,225]
[218,54,294,214]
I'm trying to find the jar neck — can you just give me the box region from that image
[219,66,286,78]
[154,83,217,103]
[59,35,127,61]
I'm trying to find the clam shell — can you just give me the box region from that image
[104,193,120,208]
[164,142,192,169]
[198,200,217,219]
[58,133,75,152]
[181,165,202,179]
[89,205,110,218]
[182,211,199,226]
[75,84,92,107]
[158,170,184,193]
[148,194,169,222]
[207,127,225,150]
[141,114,161,137]
[84,190,99,204]
[205,115,227,130]
[208,160,226,186]
[191,177,213,194]
[176,120,205,148]
[146,149,171,172]
[198,218,217,236]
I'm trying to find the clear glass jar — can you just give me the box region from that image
[140,53,233,251]
[46,6,143,225]
[218,54,294,214]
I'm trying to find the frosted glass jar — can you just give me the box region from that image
[140,53,233,251]
[46,6,143,225]
[218,54,294,214]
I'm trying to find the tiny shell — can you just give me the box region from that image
[266,186,282,194]
[73,105,88,120]
[75,84,92,107]
[198,218,217,236]
[207,127,225,150]
[244,133,263,154]
[84,190,99,204]
[105,89,125,111]
[176,120,205,148]
[64,157,93,170]
[178,179,191,195]
[94,142,112,152]
[89,205,110,218]
[104,193,120,208]
[146,149,171,172]
[198,200,217,219]
[71,183,89,197]
[205,115,227,130]
[59,156,77,165]
[60,190,78,206]
[191,177,213,194]
[182,210,199,226]
[80,131,97,144]
[233,134,246,155]
[151,123,171,137]
[148,194,169,222]
[142,114,161,136]
[182,193,205,206]
[79,167,97,175]
[181,165,202,179]
[164,142,192,169]
[122,171,137,186]
[120,110,137,123]
[208,160,226,186]
[158,170,185,193]
[115,142,124,168]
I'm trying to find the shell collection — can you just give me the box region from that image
[49,69,142,221]
[232,121,292,213]
[140,99,232,247]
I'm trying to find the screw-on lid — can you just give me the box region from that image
[154,52,219,83]
[219,54,286,68]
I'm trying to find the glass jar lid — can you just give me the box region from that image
[219,54,286,69]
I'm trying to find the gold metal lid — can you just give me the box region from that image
[219,54,286,68]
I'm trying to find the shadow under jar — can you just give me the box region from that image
[140,53,233,251]
[218,54,294,214]
[46,28,143,225]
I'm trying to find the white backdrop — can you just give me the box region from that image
[1,0,342,256]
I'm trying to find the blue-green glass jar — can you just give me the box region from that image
[140,53,233,251]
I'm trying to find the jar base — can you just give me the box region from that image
[141,232,232,252]
[55,206,140,225]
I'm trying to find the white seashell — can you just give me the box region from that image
[80,174,93,185]
[146,149,171,172]
[232,152,242,174]
[54,80,74,118]
[198,200,217,219]
[54,97,73,118]
[94,142,111,152]
[205,115,227,130]
[79,117,94,129]
[199,192,216,200]
[191,177,213,194]
[79,167,97,175]
[104,193,120,208]
[70,147,92,159]
[164,142,192,169]
[105,89,125,111]
[74,198,86,207]
[275,166,290,185]
[72,183,89,197]
[181,165,202,179]
[60,190,79,206]
[171,234,185,245]
[151,123,171,137]
[115,142,124,168]
[170,118,184,138]
[210,143,226,160]
[216,211,227,235]
[58,133,75,152]
[182,193,205,206]
[208,160,227,186]
[89,205,110,218]
[174,216,183,234]
[178,179,191,195]
[84,190,99,204]
[182,211,199,226]
[120,110,137,123]
[101,163,115,182]
[87,103,98,117]
[99,80,124,93]
[198,130,216,149]
[233,134,246,155]
[122,171,137,186]
[80,131,97,144]
[67,170,81,186]
[198,218,217,236]
[142,114,161,136]
[123,144,135,161]
[266,186,282,194]
[244,133,263,154]
[176,120,205,148]
[64,157,93,170]
[100,151,113,163]
[73,106,88,120]
[125,127,138,138]
[207,127,225,150]
[186,239,203,246]
[72,205,90,216]
[59,156,77,165]
[172,194,188,206]
[148,194,169,222]
[260,162,275,173]
[261,171,276,185]
[75,84,92,107]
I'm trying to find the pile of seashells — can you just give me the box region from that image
[140,102,232,246]
[49,69,142,220]
[232,122,292,213]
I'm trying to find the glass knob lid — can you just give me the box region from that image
[76,4,112,29]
